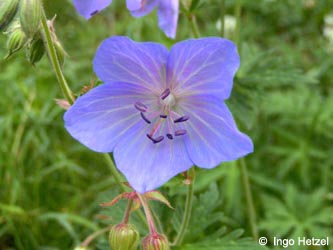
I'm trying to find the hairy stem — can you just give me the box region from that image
[137,193,158,236]
[123,200,133,224]
[40,7,74,104]
[239,158,258,240]
[173,168,195,246]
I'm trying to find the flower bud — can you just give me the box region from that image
[0,0,20,31]
[26,37,45,65]
[109,223,139,250]
[142,234,170,250]
[19,0,42,37]
[4,22,26,59]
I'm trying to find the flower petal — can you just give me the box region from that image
[128,0,158,17]
[64,82,154,152]
[157,0,179,38]
[73,0,112,19]
[167,38,240,100]
[179,95,253,168]
[114,119,192,193]
[93,36,168,94]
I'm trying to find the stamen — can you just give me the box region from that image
[160,114,167,118]
[160,88,171,100]
[140,112,151,124]
[147,134,154,141]
[147,134,164,144]
[135,102,148,112]
[153,136,164,144]
[174,116,190,123]
[175,129,187,136]
[166,133,173,140]
[90,10,99,16]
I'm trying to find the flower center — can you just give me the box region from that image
[134,88,189,144]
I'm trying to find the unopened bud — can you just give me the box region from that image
[19,0,42,37]
[0,0,20,31]
[109,223,139,250]
[4,22,26,59]
[26,37,45,65]
[142,234,170,250]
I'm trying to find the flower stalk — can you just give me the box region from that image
[137,193,158,236]
[40,5,74,104]
[173,168,195,246]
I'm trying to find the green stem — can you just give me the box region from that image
[188,14,200,38]
[40,7,74,104]
[239,158,258,240]
[220,0,226,37]
[173,168,195,246]
[103,154,126,192]
[137,193,158,236]
[181,1,200,38]
[234,0,242,47]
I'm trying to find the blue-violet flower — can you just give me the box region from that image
[72,0,179,38]
[64,36,253,193]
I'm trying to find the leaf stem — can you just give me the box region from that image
[40,7,74,104]
[239,158,258,240]
[173,168,195,246]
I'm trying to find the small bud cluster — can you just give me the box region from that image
[1,0,66,66]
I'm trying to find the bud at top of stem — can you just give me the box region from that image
[26,36,45,65]
[142,234,170,250]
[109,223,140,250]
[4,20,27,59]
[19,0,42,37]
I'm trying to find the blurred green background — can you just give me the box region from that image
[0,0,332,249]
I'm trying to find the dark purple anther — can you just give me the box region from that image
[153,136,164,144]
[90,10,99,16]
[135,102,148,112]
[147,134,154,141]
[175,129,187,136]
[140,112,151,124]
[160,114,167,118]
[166,133,173,140]
[147,134,164,144]
[174,116,190,123]
[160,88,171,100]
